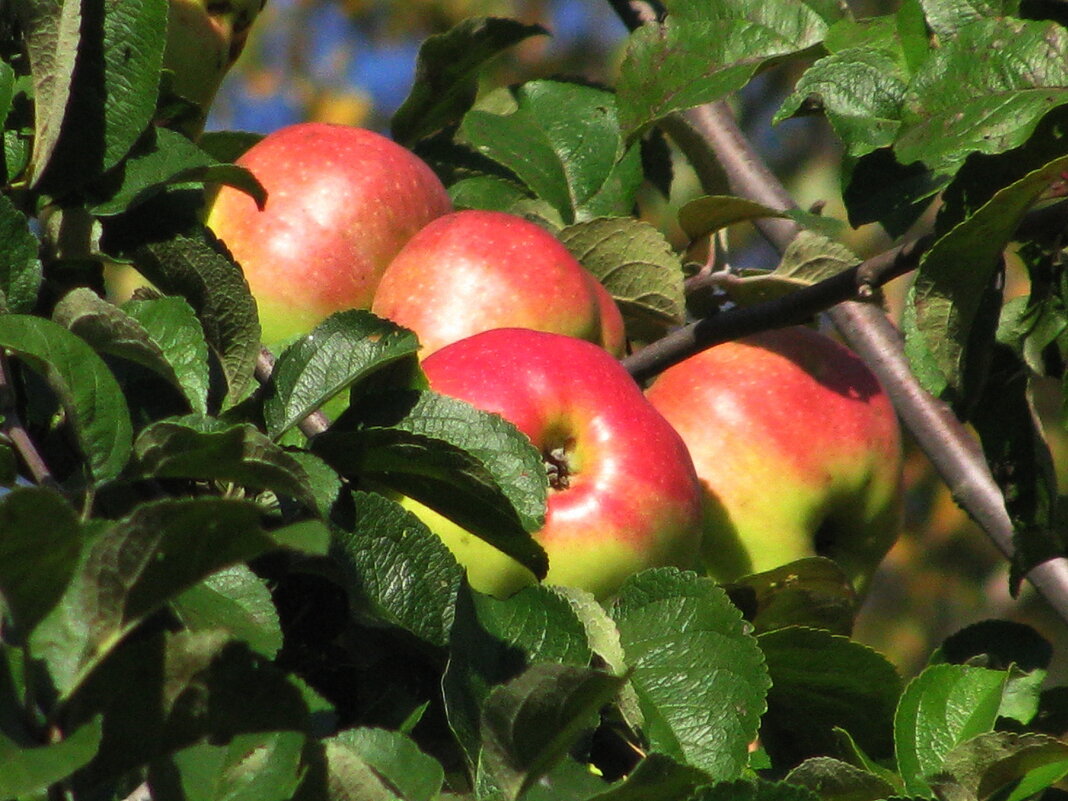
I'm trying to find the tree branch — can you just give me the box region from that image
[610,2,1068,623]
[0,352,55,487]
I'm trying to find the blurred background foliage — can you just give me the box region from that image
[202,0,1068,681]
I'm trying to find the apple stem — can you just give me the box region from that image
[0,352,57,488]
[609,0,1068,626]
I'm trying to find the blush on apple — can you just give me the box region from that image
[644,326,904,595]
[206,122,453,346]
[401,327,703,600]
[371,210,625,358]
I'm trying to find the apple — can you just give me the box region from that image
[163,0,264,136]
[403,327,703,600]
[206,123,453,346]
[644,326,903,595]
[371,210,626,358]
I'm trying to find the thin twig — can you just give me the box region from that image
[610,2,1068,623]
[0,352,56,487]
[255,347,330,438]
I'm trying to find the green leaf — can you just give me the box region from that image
[0,487,83,639]
[325,727,444,801]
[894,663,1009,796]
[895,19,1068,174]
[392,16,548,146]
[29,498,328,699]
[129,226,261,407]
[134,415,339,517]
[53,288,210,416]
[171,565,283,659]
[157,730,306,801]
[317,389,548,579]
[331,491,464,648]
[919,0,1020,38]
[0,716,102,799]
[444,584,593,773]
[610,568,770,779]
[0,314,132,484]
[709,230,860,307]
[88,127,266,217]
[584,754,712,801]
[723,558,858,636]
[932,732,1068,801]
[449,175,533,213]
[617,2,833,137]
[690,778,822,801]
[776,47,907,158]
[458,80,643,223]
[264,310,420,440]
[25,0,167,190]
[903,153,1068,402]
[677,195,788,241]
[481,664,626,801]
[785,757,898,801]
[559,217,686,341]
[758,627,901,767]
[0,192,43,313]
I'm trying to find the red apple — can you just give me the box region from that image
[206,123,453,345]
[371,210,626,358]
[644,326,903,595]
[403,328,703,600]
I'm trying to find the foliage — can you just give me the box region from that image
[2,0,1068,799]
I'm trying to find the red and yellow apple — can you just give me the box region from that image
[163,0,264,136]
[403,328,703,600]
[644,326,903,595]
[206,122,453,345]
[371,210,625,358]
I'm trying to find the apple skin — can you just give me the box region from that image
[371,210,626,358]
[404,328,703,600]
[206,123,453,346]
[644,326,903,595]
[163,0,263,135]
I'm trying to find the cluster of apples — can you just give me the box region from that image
[206,122,905,602]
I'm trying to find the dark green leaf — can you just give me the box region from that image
[0,314,132,484]
[610,568,770,779]
[0,487,82,638]
[758,626,901,766]
[0,192,43,313]
[25,0,167,190]
[317,389,548,578]
[88,127,266,217]
[134,415,339,517]
[331,490,464,648]
[932,732,1068,801]
[904,153,1068,402]
[690,778,822,801]
[130,226,260,407]
[53,288,209,415]
[264,310,419,440]
[458,80,643,223]
[29,498,328,699]
[392,16,548,146]
[481,664,626,801]
[585,753,711,801]
[785,757,898,801]
[325,727,444,801]
[444,584,593,773]
[895,663,1009,796]
[723,557,858,636]
[0,716,102,799]
[559,217,686,341]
